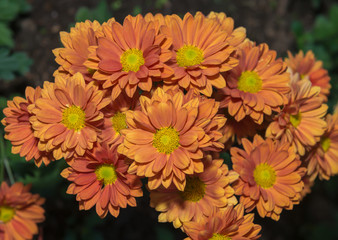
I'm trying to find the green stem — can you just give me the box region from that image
[3,156,14,185]
[0,132,5,183]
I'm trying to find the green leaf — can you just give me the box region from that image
[111,0,122,11]
[132,5,142,16]
[0,48,33,80]
[0,0,20,22]
[75,0,112,24]
[329,4,338,28]
[313,15,335,41]
[0,23,14,48]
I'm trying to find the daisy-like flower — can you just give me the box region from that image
[161,12,238,96]
[118,88,226,191]
[266,76,328,156]
[150,156,238,228]
[183,204,261,240]
[285,50,331,102]
[1,86,53,167]
[30,73,110,160]
[305,107,338,180]
[61,143,143,218]
[231,135,306,221]
[84,14,173,100]
[0,182,45,240]
[217,41,290,124]
[100,92,140,147]
[53,20,102,81]
[207,11,246,47]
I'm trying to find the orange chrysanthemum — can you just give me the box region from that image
[286,50,331,102]
[53,20,102,81]
[217,42,290,124]
[231,135,306,221]
[305,107,338,180]
[61,144,143,218]
[100,92,140,147]
[30,73,110,160]
[0,182,45,240]
[161,12,238,96]
[207,12,246,47]
[183,204,261,240]
[1,87,53,167]
[150,157,238,228]
[118,88,226,191]
[266,76,328,156]
[85,14,173,100]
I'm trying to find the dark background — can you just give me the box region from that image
[1,0,338,239]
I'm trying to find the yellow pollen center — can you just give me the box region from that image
[290,112,302,128]
[153,127,180,154]
[95,164,117,185]
[180,176,206,202]
[0,206,15,223]
[111,112,127,134]
[321,137,331,152]
[253,163,276,189]
[62,105,86,131]
[209,233,232,240]
[237,71,262,93]
[176,45,204,67]
[120,48,145,72]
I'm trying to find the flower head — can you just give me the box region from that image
[53,20,102,81]
[0,182,45,240]
[118,88,226,191]
[231,135,306,221]
[1,86,53,167]
[286,50,331,102]
[61,143,143,218]
[161,12,238,96]
[30,73,110,160]
[150,156,238,228]
[217,42,290,124]
[183,204,261,240]
[85,14,173,100]
[305,106,338,180]
[266,76,328,156]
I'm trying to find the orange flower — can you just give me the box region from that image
[217,41,290,124]
[100,92,140,147]
[30,73,110,160]
[286,50,331,102]
[85,14,173,100]
[207,12,246,47]
[0,182,45,240]
[61,143,143,218]
[53,20,102,81]
[231,135,306,221]
[183,204,261,240]
[305,107,338,180]
[266,76,328,156]
[1,86,53,167]
[150,157,238,229]
[161,12,238,96]
[118,88,226,191]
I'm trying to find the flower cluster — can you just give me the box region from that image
[2,11,337,239]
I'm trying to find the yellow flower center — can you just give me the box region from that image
[180,176,206,202]
[209,233,231,240]
[111,112,127,134]
[321,137,331,152]
[290,112,302,128]
[120,48,145,72]
[176,45,204,67]
[62,105,86,131]
[95,164,117,185]
[253,163,276,189]
[237,71,262,93]
[0,206,15,223]
[153,127,180,154]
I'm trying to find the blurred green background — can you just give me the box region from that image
[1,0,338,239]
